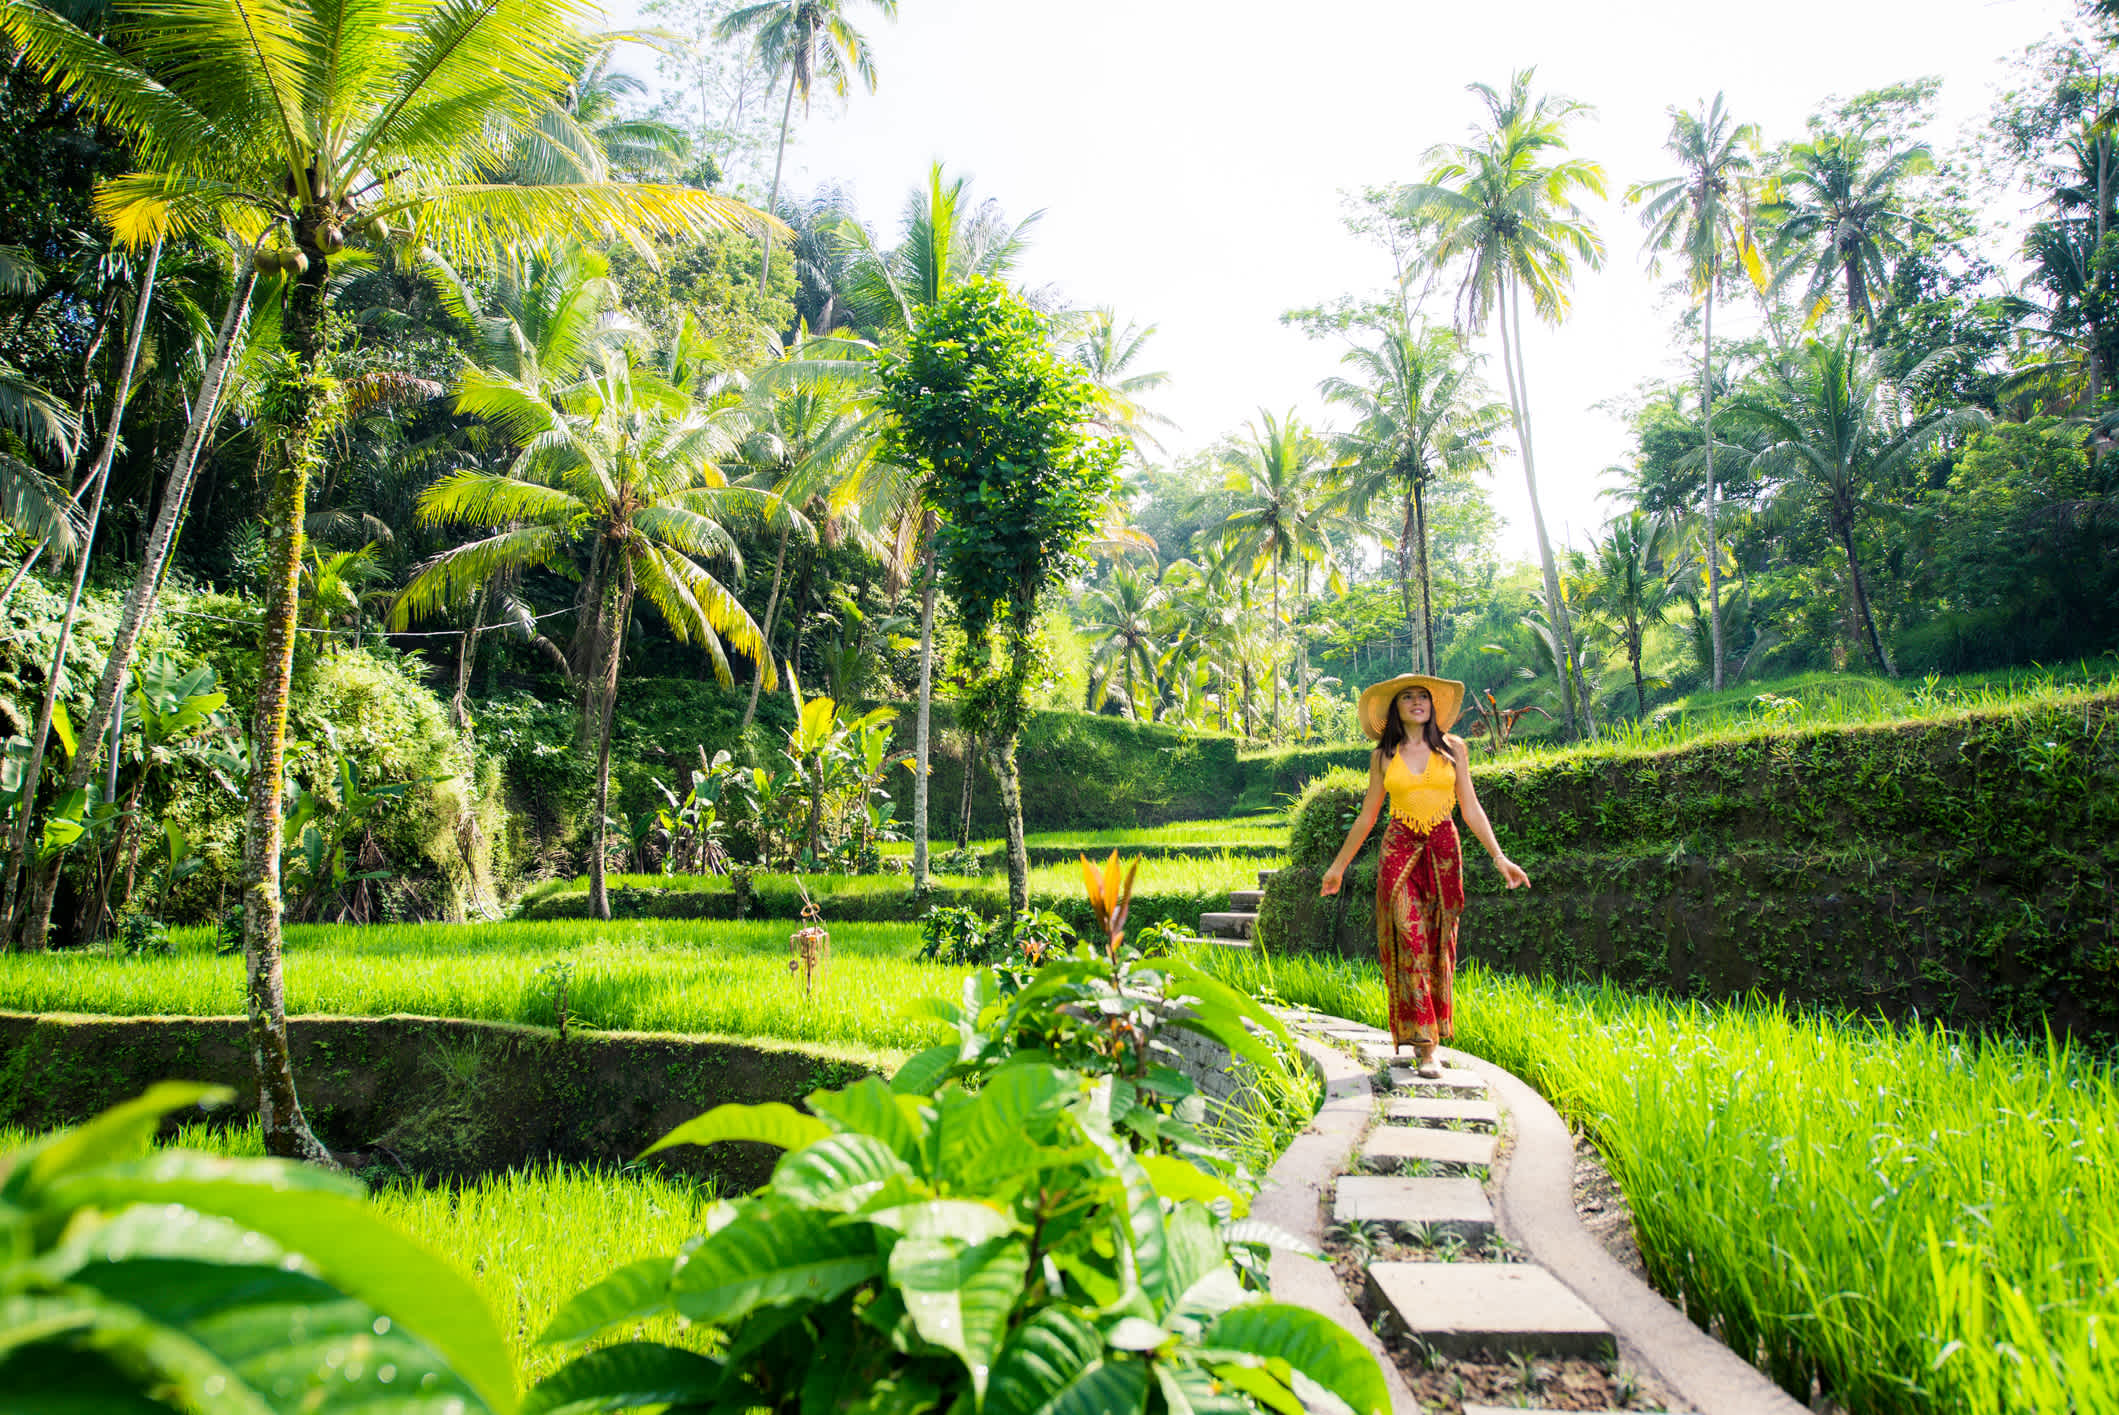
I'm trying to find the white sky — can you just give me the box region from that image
[612,0,2076,563]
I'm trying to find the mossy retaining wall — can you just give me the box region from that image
[1257,694,2119,1036]
[0,1011,872,1190]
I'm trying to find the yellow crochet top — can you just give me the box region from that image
[1383,745,1458,832]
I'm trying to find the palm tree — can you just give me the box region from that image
[1628,94,1763,692]
[1764,126,1932,325]
[1322,322,1505,673]
[715,0,898,295]
[1721,334,1984,675]
[1079,566,1168,719]
[1403,69,1606,739]
[398,349,774,920]
[1583,511,1677,718]
[1067,308,1176,457]
[0,0,771,1160]
[1216,409,1347,737]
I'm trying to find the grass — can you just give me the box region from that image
[879,814,1291,856]
[1198,948,2118,1415]
[1,1115,719,1387]
[0,919,949,1063]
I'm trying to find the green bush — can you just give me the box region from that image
[1258,692,2119,1037]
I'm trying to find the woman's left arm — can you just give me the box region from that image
[1450,735,1530,890]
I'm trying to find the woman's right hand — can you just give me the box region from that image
[1319,865,1344,897]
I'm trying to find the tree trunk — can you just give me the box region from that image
[990,734,1028,916]
[1840,519,1895,677]
[1845,253,1867,325]
[1631,621,1648,721]
[587,568,629,922]
[242,220,334,1165]
[955,728,977,850]
[740,521,792,732]
[755,64,798,297]
[1703,285,1726,692]
[453,589,485,738]
[16,257,258,955]
[911,536,936,893]
[1397,484,1420,668]
[1412,476,1436,676]
[1269,555,1281,737]
[1499,275,1582,738]
[2,239,162,949]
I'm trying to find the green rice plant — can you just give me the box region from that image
[1193,950,2119,1414]
[0,918,955,1060]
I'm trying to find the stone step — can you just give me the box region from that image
[1324,1026,1390,1045]
[1382,1096,1501,1131]
[1366,1263,1614,1359]
[1331,1176,1493,1239]
[1228,888,1264,910]
[1197,911,1256,939]
[1256,867,1278,887]
[1464,1409,1690,1415]
[1385,1064,1488,1095]
[1362,1125,1497,1169]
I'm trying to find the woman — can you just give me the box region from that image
[1320,674,1530,1078]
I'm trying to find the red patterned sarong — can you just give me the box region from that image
[1376,817,1465,1049]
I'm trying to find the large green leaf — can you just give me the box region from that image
[668,1202,882,1326]
[47,1166,516,1415]
[1076,1095,1169,1309]
[889,1037,957,1093]
[1153,1364,1257,1415]
[521,1342,724,1415]
[1200,1304,1390,1415]
[1138,1155,1243,1215]
[982,1307,1105,1415]
[16,1082,237,1196]
[770,1133,914,1212]
[1155,961,1291,1047]
[536,1256,676,1346]
[859,1199,1018,1245]
[888,1236,1026,1400]
[940,1063,1074,1189]
[1160,1206,1246,1328]
[808,1075,924,1160]
[0,1288,276,1415]
[639,1102,830,1160]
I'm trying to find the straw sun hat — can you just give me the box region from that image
[1358,674,1466,740]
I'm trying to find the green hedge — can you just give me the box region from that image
[1257,694,2119,1037]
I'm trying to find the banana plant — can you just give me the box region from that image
[282,729,431,923]
[147,818,208,918]
[653,748,739,875]
[785,668,901,866]
[526,1063,1388,1415]
[0,1083,515,1413]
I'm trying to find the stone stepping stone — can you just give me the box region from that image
[1382,1096,1501,1131]
[1464,1408,1689,1415]
[1331,1176,1493,1239]
[1362,1125,1496,1168]
[1385,1064,1488,1094]
[1366,1262,1614,1359]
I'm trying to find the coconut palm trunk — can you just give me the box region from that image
[1,238,161,949]
[15,254,258,951]
[754,63,798,297]
[586,568,630,922]
[1702,284,1725,690]
[910,537,936,892]
[1838,520,1895,677]
[241,225,338,1164]
[740,522,793,732]
[1496,274,1582,738]
[1412,476,1436,675]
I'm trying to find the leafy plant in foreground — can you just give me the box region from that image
[527,855,1386,1414]
[0,1082,514,1412]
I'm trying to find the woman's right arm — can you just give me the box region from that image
[1319,751,1386,896]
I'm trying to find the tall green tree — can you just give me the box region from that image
[1628,93,1762,691]
[1722,334,1984,675]
[1765,125,1932,326]
[1079,564,1168,719]
[715,0,898,295]
[880,277,1120,913]
[1321,322,1504,674]
[398,350,774,922]
[1403,68,1606,738]
[1583,510,1677,718]
[0,0,768,1160]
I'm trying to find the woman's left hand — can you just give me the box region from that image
[1496,856,1530,890]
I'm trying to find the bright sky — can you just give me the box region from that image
[612,0,2076,563]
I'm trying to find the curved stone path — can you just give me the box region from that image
[1251,1005,1807,1415]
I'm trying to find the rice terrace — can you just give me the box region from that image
[0,0,2113,1410]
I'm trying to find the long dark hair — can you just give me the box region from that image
[1376,689,1451,763]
